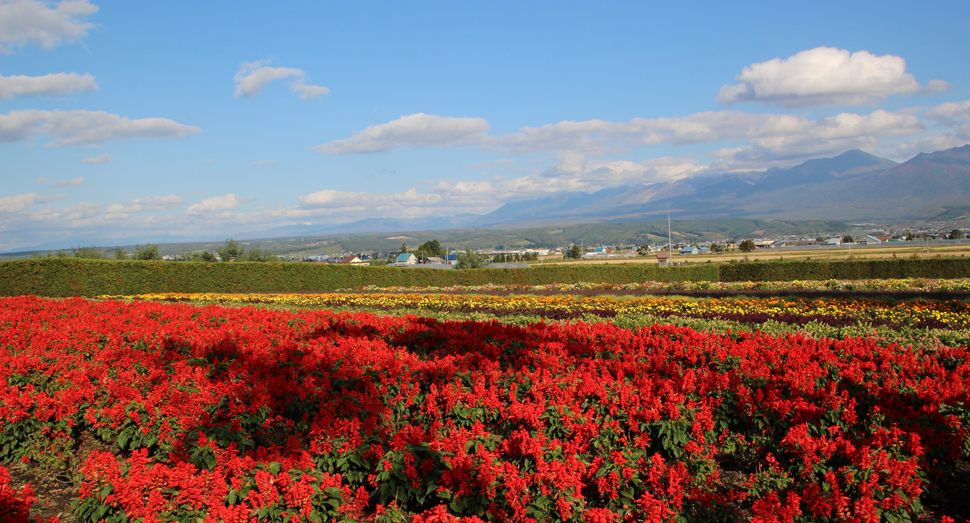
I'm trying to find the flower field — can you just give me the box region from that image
[352,278,970,294]
[2,295,970,522]
[115,292,970,331]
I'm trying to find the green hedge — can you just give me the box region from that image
[2,258,968,297]
[0,259,718,297]
[718,258,970,282]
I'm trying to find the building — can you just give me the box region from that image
[394,253,417,265]
[656,252,670,267]
[338,255,366,265]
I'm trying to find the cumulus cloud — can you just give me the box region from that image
[187,193,253,214]
[926,99,970,124]
[0,109,200,146]
[707,109,925,166]
[716,47,949,108]
[0,192,63,212]
[49,177,84,186]
[895,133,970,159]
[492,109,924,166]
[81,152,110,163]
[233,60,328,99]
[298,188,442,210]
[468,159,514,170]
[105,195,185,214]
[0,72,97,100]
[0,0,97,54]
[313,113,490,154]
[290,81,329,100]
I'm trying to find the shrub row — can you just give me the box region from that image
[1,257,967,297]
[718,257,970,282]
[0,259,717,297]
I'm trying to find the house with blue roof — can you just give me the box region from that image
[394,253,417,265]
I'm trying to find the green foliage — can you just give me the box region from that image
[455,248,489,269]
[5,256,970,297]
[719,258,970,282]
[72,245,104,259]
[243,246,276,262]
[133,244,159,260]
[113,246,127,260]
[184,250,217,262]
[843,234,855,243]
[417,239,443,258]
[569,245,582,259]
[217,238,244,262]
[0,258,717,297]
[738,239,756,253]
[950,229,963,240]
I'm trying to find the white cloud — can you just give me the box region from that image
[0,72,97,100]
[105,195,185,214]
[895,133,970,159]
[298,188,443,210]
[81,152,110,163]
[0,192,63,212]
[716,47,949,108]
[49,177,83,186]
[251,159,275,165]
[708,109,925,166]
[187,193,253,214]
[290,81,329,100]
[0,0,97,54]
[233,60,328,100]
[59,201,101,220]
[468,159,514,170]
[0,109,200,146]
[926,99,970,124]
[313,113,490,154]
[35,177,48,184]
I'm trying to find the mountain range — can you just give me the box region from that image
[240,144,970,239]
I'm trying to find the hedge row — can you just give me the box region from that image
[0,259,718,297]
[718,257,970,282]
[1,257,967,297]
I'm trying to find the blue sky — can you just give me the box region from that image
[2,0,969,251]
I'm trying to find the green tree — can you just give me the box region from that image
[906,231,915,241]
[244,246,275,262]
[417,239,443,258]
[455,248,489,269]
[218,238,245,262]
[709,244,725,254]
[72,245,104,259]
[739,239,756,253]
[569,245,582,259]
[133,243,160,260]
[183,250,217,262]
[843,235,854,243]
[949,229,962,240]
[114,246,127,260]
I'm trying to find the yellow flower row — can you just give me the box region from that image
[102,292,970,329]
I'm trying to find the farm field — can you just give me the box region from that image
[537,244,970,266]
[2,286,970,522]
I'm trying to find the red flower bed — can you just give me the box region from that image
[1,296,968,522]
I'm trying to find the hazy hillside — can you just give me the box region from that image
[476,146,967,223]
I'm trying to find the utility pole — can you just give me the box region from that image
[667,204,674,267]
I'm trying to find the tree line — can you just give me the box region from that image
[39,239,276,262]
